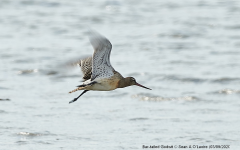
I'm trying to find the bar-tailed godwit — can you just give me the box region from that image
[69,30,151,103]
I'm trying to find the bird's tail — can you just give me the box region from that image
[69,87,85,93]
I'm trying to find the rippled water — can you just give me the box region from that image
[1,0,240,149]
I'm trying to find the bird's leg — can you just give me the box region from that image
[69,90,88,104]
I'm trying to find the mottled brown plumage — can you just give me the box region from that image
[79,57,92,81]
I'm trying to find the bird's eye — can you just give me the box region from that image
[131,78,135,81]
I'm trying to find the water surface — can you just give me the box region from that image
[0,0,240,149]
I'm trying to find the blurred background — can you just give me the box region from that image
[0,0,240,149]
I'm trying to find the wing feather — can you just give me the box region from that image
[79,57,92,81]
[89,30,115,81]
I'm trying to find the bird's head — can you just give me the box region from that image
[126,77,152,90]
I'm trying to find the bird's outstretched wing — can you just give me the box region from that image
[79,56,92,81]
[89,30,115,81]
[64,55,92,81]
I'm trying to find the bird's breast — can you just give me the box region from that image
[88,78,120,91]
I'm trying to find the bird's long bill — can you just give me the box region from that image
[136,83,152,90]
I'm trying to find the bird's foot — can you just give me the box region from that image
[69,98,78,104]
[68,90,88,104]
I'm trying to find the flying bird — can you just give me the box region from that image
[69,30,151,103]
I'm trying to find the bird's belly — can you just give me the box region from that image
[88,79,119,91]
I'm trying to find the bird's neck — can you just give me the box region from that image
[118,78,131,88]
